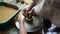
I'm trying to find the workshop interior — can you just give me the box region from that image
[0,0,60,34]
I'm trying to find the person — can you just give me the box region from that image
[18,0,54,34]
[23,0,53,31]
[18,0,42,34]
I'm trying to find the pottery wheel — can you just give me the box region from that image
[15,14,43,32]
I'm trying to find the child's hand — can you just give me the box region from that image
[18,13,24,23]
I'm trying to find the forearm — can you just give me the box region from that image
[19,21,27,34]
[25,1,36,11]
[27,0,41,10]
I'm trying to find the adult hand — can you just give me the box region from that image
[23,1,36,17]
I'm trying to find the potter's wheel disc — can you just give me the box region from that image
[15,15,43,32]
[15,21,42,32]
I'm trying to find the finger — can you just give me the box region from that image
[23,8,26,16]
[22,1,35,17]
[31,8,35,15]
[23,2,35,16]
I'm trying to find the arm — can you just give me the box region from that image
[19,21,27,34]
[18,14,27,34]
[23,0,42,16]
